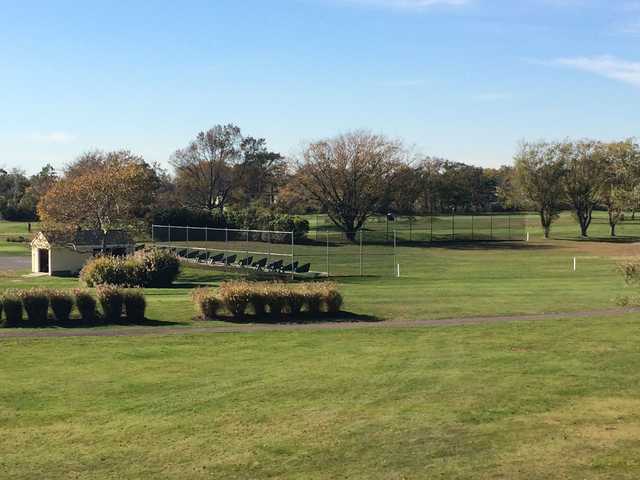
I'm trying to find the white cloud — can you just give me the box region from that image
[28,132,77,144]
[551,55,640,88]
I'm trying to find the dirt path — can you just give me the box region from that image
[2,307,639,340]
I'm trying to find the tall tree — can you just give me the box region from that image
[38,151,159,247]
[171,124,243,213]
[299,131,405,240]
[513,141,566,239]
[561,140,605,237]
[234,136,285,207]
[600,140,640,236]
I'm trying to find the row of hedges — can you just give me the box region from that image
[192,281,343,321]
[0,287,146,327]
[80,248,180,288]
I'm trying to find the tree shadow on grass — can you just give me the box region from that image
[555,236,640,244]
[4,316,183,329]
[423,241,557,251]
[219,310,382,325]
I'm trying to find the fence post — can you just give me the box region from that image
[225,227,228,258]
[326,231,330,277]
[490,215,493,241]
[393,230,397,276]
[508,215,512,241]
[291,231,295,280]
[359,230,363,277]
[430,214,433,242]
[471,214,474,241]
[267,231,271,265]
[451,213,455,241]
[168,223,171,248]
[186,225,190,257]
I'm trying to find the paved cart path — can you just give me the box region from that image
[1,307,639,339]
[0,256,30,270]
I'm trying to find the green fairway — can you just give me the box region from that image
[2,316,640,479]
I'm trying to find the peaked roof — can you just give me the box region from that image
[35,229,133,247]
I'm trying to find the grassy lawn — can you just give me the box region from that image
[2,315,640,479]
[0,212,637,327]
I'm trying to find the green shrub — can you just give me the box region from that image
[191,288,222,320]
[48,290,74,323]
[136,248,180,287]
[249,286,269,317]
[74,289,97,323]
[265,285,287,317]
[302,284,324,315]
[20,288,50,325]
[96,285,124,323]
[123,289,146,321]
[1,292,23,326]
[80,249,179,288]
[285,289,305,315]
[324,286,343,314]
[80,256,144,287]
[0,300,3,324]
[218,281,252,319]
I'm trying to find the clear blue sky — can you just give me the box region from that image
[1,0,638,174]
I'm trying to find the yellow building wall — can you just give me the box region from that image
[50,247,93,275]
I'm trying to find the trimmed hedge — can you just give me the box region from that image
[123,289,146,321]
[49,290,74,323]
[20,288,49,326]
[191,281,343,321]
[1,291,23,326]
[80,248,180,288]
[74,289,97,323]
[96,285,124,323]
[0,288,147,328]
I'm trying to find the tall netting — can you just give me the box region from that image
[309,214,527,243]
[152,225,295,272]
[293,230,396,277]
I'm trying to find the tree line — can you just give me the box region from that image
[511,139,640,238]
[3,124,637,241]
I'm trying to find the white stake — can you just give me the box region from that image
[526,232,530,242]
[573,257,577,272]
[397,263,400,278]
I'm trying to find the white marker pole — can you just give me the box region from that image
[573,257,577,272]
[526,232,530,242]
[397,263,400,278]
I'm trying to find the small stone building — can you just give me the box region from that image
[31,229,134,276]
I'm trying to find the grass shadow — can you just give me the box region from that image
[218,310,382,325]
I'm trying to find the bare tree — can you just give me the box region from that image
[561,140,605,237]
[600,139,640,236]
[299,131,405,241]
[513,141,566,239]
[171,124,242,214]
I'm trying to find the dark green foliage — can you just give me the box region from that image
[225,207,309,241]
[20,288,50,325]
[48,290,74,323]
[123,290,146,321]
[80,249,180,288]
[74,289,97,323]
[136,248,181,288]
[2,292,23,326]
[152,207,227,229]
[191,288,222,320]
[96,285,124,323]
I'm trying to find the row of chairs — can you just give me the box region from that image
[164,247,311,274]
